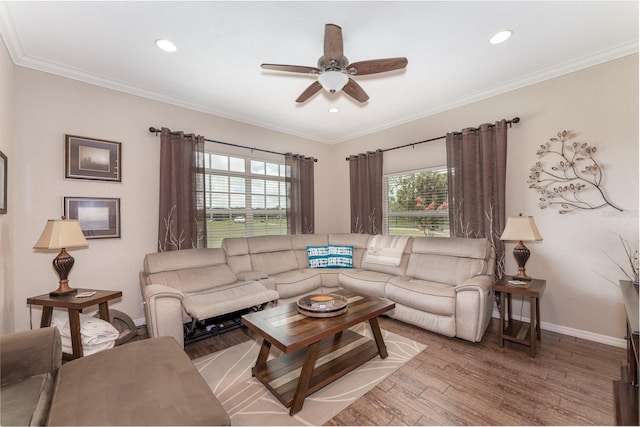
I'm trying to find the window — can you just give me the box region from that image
[204,149,288,247]
[384,167,450,237]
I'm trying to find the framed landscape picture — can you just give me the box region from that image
[65,135,121,182]
[64,197,120,239]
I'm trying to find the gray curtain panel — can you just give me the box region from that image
[446,120,508,279]
[348,149,383,234]
[285,153,315,234]
[158,127,207,251]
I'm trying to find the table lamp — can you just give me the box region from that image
[500,214,543,280]
[34,218,88,297]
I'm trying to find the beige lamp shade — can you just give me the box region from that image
[500,216,543,242]
[34,219,88,250]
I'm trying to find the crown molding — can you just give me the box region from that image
[2,10,637,146]
[336,40,639,144]
[0,2,24,62]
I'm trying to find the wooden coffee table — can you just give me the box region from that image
[241,289,394,415]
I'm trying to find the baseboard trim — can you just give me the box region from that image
[135,314,627,349]
[491,310,626,349]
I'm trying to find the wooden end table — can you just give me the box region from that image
[241,289,394,415]
[494,277,546,357]
[27,288,122,360]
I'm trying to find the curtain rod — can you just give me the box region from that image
[148,127,318,162]
[344,117,520,161]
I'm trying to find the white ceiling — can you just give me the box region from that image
[0,1,637,144]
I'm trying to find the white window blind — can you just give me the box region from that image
[204,149,288,247]
[384,166,450,237]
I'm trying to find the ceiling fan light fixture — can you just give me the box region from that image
[318,71,349,93]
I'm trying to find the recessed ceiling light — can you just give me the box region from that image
[490,30,513,45]
[155,39,177,52]
[328,107,340,113]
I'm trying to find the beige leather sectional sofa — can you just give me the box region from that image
[140,233,495,346]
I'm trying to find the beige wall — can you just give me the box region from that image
[0,39,14,334]
[6,44,638,345]
[11,67,332,332]
[333,54,639,343]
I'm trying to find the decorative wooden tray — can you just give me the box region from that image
[297,294,348,318]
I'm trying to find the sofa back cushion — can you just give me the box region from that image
[145,248,225,274]
[144,248,238,294]
[221,238,253,274]
[247,235,292,253]
[360,235,412,276]
[329,233,370,268]
[406,237,492,285]
[248,235,299,275]
[291,234,329,268]
[221,237,249,256]
[251,252,299,275]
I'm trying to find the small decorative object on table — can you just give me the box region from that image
[507,279,531,288]
[297,294,348,318]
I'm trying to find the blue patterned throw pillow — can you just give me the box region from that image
[307,245,329,268]
[327,245,353,268]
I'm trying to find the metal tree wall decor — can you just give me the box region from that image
[527,130,622,214]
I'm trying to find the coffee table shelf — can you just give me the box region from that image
[253,328,379,409]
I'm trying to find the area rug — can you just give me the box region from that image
[193,323,426,426]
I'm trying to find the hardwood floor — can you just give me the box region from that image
[183,317,625,426]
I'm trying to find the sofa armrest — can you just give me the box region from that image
[236,270,269,281]
[0,327,62,385]
[143,284,185,347]
[455,275,493,293]
[455,275,494,342]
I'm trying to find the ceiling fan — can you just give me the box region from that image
[261,24,408,103]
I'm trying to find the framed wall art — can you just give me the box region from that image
[0,150,6,214]
[64,197,121,239]
[65,135,121,182]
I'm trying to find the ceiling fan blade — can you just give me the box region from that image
[348,57,408,75]
[261,64,320,74]
[342,78,369,103]
[324,24,344,63]
[296,81,323,103]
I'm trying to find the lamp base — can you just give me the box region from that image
[512,241,532,282]
[50,249,78,297]
[511,274,532,281]
[50,288,78,297]
[49,280,77,297]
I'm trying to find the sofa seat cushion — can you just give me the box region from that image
[1,372,54,427]
[316,268,352,288]
[271,269,322,299]
[386,278,456,316]
[182,282,278,320]
[338,269,390,298]
[47,337,230,426]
